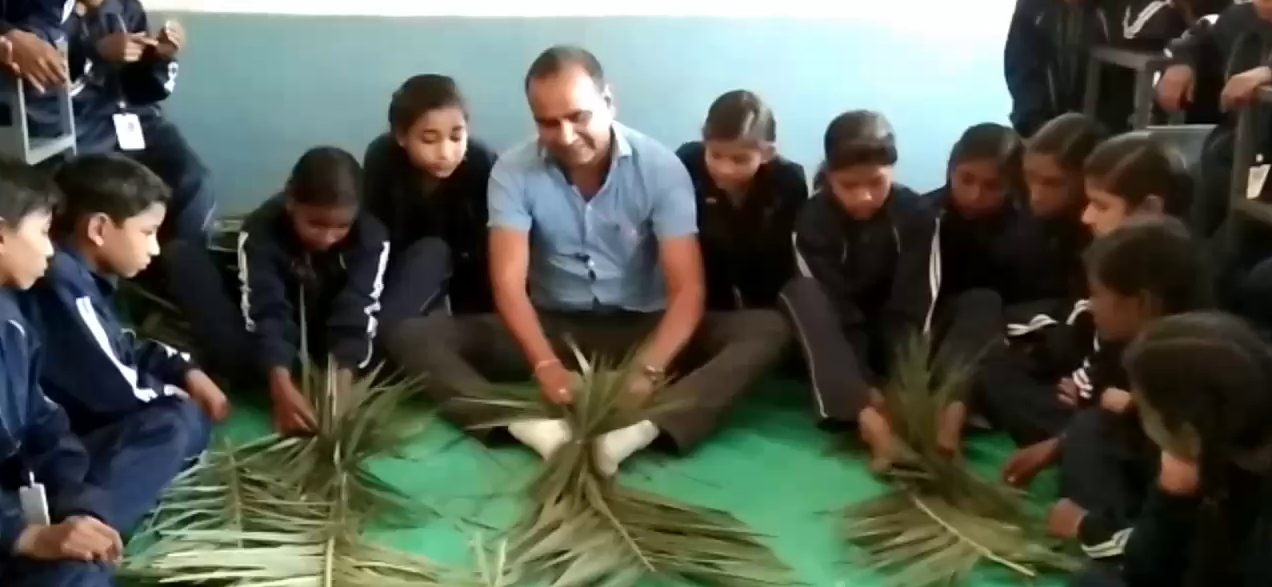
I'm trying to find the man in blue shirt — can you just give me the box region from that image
[386,45,788,475]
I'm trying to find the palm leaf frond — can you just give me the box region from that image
[843,335,1081,587]
[464,346,796,587]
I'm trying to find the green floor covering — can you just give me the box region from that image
[210,379,1066,587]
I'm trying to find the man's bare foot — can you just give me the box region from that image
[937,401,967,457]
[859,405,895,473]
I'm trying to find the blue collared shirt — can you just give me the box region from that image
[488,122,697,313]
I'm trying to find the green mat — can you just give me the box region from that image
[201,379,1066,587]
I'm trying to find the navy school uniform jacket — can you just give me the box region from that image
[676,141,807,311]
[362,134,495,314]
[2,0,179,153]
[1004,0,1222,136]
[999,213,1090,324]
[1118,468,1272,587]
[793,186,938,360]
[0,288,110,563]
[20,248,193,435]
[236,195,391,375]
[924,186,1025,307]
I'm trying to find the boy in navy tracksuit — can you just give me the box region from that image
[19,154,223,539]
[2,0,215,243]
[234,147,389,435]
[0,161,124,587]
[779,111,936,472]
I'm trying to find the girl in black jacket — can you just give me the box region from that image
[779,110,936,472]
[1070,311,1272,587]
[676,90,807,311]
[363,74,497,321]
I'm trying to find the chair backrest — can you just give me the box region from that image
[1148,124,1215,168]
[0,62,77,164]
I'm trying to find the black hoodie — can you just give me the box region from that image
[793,185,937,349]
[676,141,807,311]
[362,134,496,314]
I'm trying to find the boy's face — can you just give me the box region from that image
[528,65,615,168]
[0,210,54,289]
[826,164,893,221]
[1087,277,1152,342]
[703,140,769,194]
[1023,153,1081,219]
[1081,182,1164,237]
[288,201,355,253]
[949,159,1009,219]
[396,106,469,179]
[90,203,165,278]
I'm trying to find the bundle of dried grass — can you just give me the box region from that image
[843,337,1080,587]
[461,346,796,587]
[119,361,456,586]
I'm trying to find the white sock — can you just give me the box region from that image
[594,420,659,476]
[507,419,572,460]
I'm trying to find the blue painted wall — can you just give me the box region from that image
[156,14,1012,214]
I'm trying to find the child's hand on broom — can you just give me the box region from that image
[185,369,230,422]
[1158,451,1199,496]
[1002,436,1060,487]
[859,391,895,474]
[269,367,317,435]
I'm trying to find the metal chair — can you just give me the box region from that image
[1083,45,1186,130]
[1228,87,1272,227]
[0,49,77,164]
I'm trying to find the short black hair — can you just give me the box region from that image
[285,146,362,208]
[0,159,61,227]
[524,45,605,92]
[1084,216,1211,315]
[1085,131,1193,218]
[53,154,170,236]
[388,74,467,135]
[702,90,776,144]
[1027,112,1107,171]
[823,110,898,170]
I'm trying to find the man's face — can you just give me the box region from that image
[527,65,615,168]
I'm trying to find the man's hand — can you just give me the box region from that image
[185,369,230,422]
[534,359,573,405]
[1002,436,1061,487]
[1157,64,1196,113]
[268,368,317,435]
[95,32,156,64]
[1159,451,1200,496]
[2,30,68,93]
[1221,66,1272,111]
[1099,387,1134,414]
[155,20,184,60]
[1047,498,1088,540]
[15,516,122,562]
